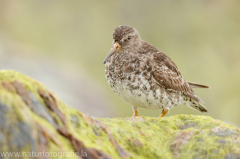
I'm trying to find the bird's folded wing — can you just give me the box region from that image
[148,52,203,103]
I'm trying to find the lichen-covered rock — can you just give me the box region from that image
[0,70,239,159]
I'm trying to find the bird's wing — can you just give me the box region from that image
[148,52,203,103]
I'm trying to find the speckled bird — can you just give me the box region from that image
[103,25,210,118]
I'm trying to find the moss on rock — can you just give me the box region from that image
[0,70,239,159]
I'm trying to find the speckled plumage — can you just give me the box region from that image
[104,25,209,117]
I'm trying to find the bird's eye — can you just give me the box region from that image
[127,36,131,40]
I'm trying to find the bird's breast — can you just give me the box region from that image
[105,53,174,109]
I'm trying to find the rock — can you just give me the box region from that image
[0,70,239,159]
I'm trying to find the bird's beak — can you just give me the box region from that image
[103,43,121,64]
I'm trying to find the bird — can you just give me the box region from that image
[103,25,210,118]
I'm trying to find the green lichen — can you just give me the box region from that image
[98,116,240,159]
[0,70,240,159]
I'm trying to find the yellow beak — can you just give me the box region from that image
[103,43,121,64]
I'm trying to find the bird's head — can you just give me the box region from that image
[103,25,141,64]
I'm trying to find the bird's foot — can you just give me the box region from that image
[126,107,145,121]
[126,116,145,121]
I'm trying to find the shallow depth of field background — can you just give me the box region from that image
[0,1,239,127]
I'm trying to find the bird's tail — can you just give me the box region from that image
[187,100,208,112]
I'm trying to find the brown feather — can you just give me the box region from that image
[188,81,211,89]
[148,51,205,103]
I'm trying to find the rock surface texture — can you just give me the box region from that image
[0,70,239,159]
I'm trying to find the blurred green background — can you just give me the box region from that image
[0,0,239,127]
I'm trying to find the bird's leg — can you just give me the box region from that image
[159,109,169,118]
[132,106,138,117]
[126,107,143,121]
